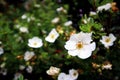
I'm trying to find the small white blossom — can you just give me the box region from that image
[51,17,60,24]
[19,27,29,33]
[15,24,20,28]
[46,66,60,76]
[56,7,64,12]
[89,11,97,16]
[45,28,59,43]
[37,23,41,26]
[56,7,67,13]
[27,16,35,22]
[0,47,4,55]
[28,37,43,48]
[97,3,111,12]
[58,73,74,80]
[27,18,31,22]
[26,66,33,73]
[19,65,25,70]
[100,33,116,48]
[21,14,27,19]
[102,64,112,70]
[34,4,40,8]
[24,51,35,61]
[0,63,6,68]
[69,69,79,80]
[64,21,72,26]
[0,68,7,75]
[64,32,96,59]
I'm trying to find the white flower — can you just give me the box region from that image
[24,51,35,61]
[51,17,60,24]
[64,21,72,26]
[28,37,43,48]
[21,14,27,19]
[0,63,6,68]
[97,3,111,12]
[19,27,29,33]
[45,28,59,43]
[64,32,96,59]
[100,33,116,48]
[27,18,31,22]
[69,69,79,80]
[46,66,60,76]
[56,7,64,12]
[19,65,25,70]
[27,16,35,22]
[37,23,41,26]
[58,73,74,80]
[102,63,112,70]
[102,61,112,70]
[0,68,7,75]
[26,66,33,73]
[89,11,97,16]
[34,4,40,8]
[15,24,20,28]
[0,47,4,55]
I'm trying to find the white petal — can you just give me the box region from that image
[77,49,92,59]
[69,69,79,80]
[78,32,92,44]
[58,73,66,80]
[69,34,79,41]
[86,42,96,51]
[109,34,116,42]
[64,41,76,50]
[68,50,79,56]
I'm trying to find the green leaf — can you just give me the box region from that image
[18,74,24,80]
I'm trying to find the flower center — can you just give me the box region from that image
[76,42,83,49]
[105,38,110,43]
[33,42,37,46]
[50,34,55,39]
[73,72,77,76]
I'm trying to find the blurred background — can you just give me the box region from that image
[0,0,120,80]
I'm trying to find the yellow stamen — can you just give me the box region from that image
[73,72,77,76]
[50,34,55,39]
[33,42,37,46]
[105,38,110,43]
[76,42,83,49]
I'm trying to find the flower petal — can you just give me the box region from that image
[77,49,92,59]
[64,41,77,50]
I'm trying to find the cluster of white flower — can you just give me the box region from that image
[21,14,35,22]
[46,66,79,80]
[28,28,59,49]
[58,69,79,80]
[65,32,116,59]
